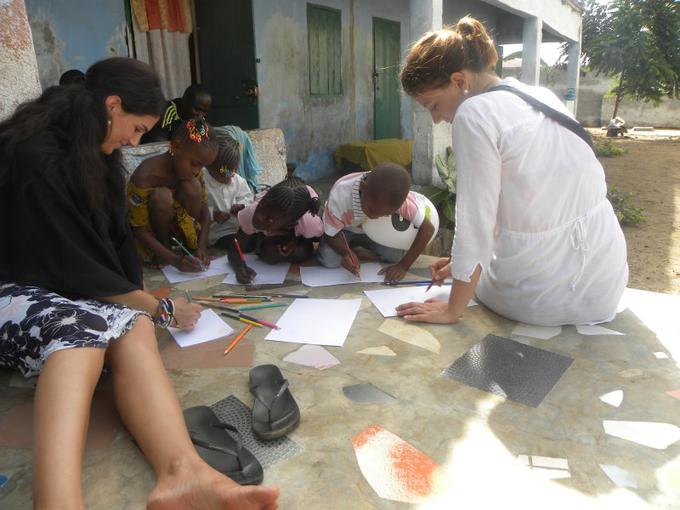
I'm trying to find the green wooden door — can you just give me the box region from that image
[373,17,401,140]
[195,0,259,128]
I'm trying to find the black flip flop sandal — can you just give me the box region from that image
[249,364,300,440]
[183,406,263,485]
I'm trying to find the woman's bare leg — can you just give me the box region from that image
[33,347,106,509]
[105,317,278,510]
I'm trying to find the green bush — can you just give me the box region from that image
[595,138,625,157]
[607,186,645,226]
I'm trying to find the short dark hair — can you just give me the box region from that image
[59,69,85,86]
[365,163,411,209]
[183,84,212,106]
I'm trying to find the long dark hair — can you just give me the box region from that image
[0,57,165,227]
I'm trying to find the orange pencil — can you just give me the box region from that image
[223,324,253,355]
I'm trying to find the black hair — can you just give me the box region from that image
[258,174,320,223]
[59,69,85,86]
[171,117,219,156]
[182,84,212,106]
[366,162,411,209]
[0,57,166,227]
[213,133,241,171]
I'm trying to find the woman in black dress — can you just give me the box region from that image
[0,58,278,510]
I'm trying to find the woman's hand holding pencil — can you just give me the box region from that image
[428,257,452,289]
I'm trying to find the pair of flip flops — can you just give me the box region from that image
[183,364,299,485]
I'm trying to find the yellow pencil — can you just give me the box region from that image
[223,324,253,355]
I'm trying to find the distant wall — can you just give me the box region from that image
[601,96,680,129]
[24,0,129,89]
[0,0,41,121]
[252,0,411,182]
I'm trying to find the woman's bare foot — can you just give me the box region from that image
[147,460,279,510]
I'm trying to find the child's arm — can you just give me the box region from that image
[380,218,435,283]
[225,229,257,283]
[196,202,211,267]
[132,227,203,272]
[323,232,360,276]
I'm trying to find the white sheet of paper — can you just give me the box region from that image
[512,323,562,340]
[599,390,624,407]
[576,324,625,336]
[654,351,670,359]
[222,254,290,285]
[265,298,361,347]
[363,285,462,318]
[161,255,230,284]
[600,464,638,489]
[300,263,384,287]
[168,309,234,348]
[603,420,680,450]
[283,344,340,369]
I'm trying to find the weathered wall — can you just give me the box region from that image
[252,0,411,182]
[0,0,41,121]
[601,96,680,129]
[482,0,581,42]
[24,0,128,89]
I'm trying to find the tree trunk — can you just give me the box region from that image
[612,71,625,119]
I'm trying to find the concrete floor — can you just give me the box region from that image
[1,256,680,509]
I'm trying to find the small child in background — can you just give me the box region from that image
[128,118,225,271]
[203,134,254,249]
[227,174,322,283]
[317,163,435,283]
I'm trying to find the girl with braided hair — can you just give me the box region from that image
[128,117,225,272]
[227,174,322,283]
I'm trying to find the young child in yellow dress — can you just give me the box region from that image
[127,118,226,271]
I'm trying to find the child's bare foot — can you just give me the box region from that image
[147,461,279,510]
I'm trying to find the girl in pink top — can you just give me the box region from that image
[226,174,322,283]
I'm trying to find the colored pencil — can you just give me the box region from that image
[194,301,242,314]
[341,232,360,277]
[234,238,246,262]
[383,280,433,286]
[171,236,205,271]
[262,293,309,299]
[220,312,262,328]
[238,303,288,311]
[223,324,253,355]
[237,312,280,330]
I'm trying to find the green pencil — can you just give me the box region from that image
[171,236,205,271]
[238,303,288,311]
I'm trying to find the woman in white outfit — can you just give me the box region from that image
[396,17,628,326]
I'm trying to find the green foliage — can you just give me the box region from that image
[594,138,625,157]
[607,185,645,226]
[434,146,456,195]
[422,146,457,227]
[572,0,680,116]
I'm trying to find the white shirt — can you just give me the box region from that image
[451,78,628,326]
[202,169,253,245]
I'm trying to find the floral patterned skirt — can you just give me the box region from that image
[0,282,147,378]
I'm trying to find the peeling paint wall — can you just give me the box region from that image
[24,0,128,89]
[252,0,411,182]
[0,0,41,121]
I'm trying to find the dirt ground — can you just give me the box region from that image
[598,136,680,295]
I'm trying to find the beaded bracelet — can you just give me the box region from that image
[155,298,175,329]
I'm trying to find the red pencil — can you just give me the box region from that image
[234,238,246,262]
